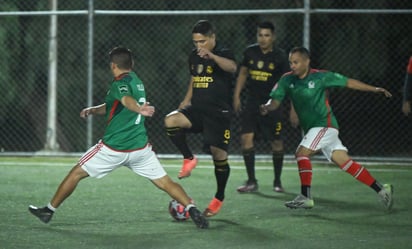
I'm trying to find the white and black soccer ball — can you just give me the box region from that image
[168,199,189,221]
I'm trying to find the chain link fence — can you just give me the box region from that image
[1,0,412,159]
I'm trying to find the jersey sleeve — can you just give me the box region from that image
[111,80,132,101]
[269,78,287,102]
[323,71,348,88]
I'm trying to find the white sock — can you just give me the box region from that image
[185,203,195,211]
[47,203,56,212]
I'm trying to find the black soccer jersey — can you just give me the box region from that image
[189,42,235,109]
[241,44,289,100]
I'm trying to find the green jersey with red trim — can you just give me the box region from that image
[270,69,348,133]
[102,71,148,150]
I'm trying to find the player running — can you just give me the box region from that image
[261,46,394,211]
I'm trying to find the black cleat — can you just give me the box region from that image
[28,205,54,224]
[188,207,209,229]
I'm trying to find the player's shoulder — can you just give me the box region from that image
[245,43,260,51]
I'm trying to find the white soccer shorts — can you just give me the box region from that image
[79,141,166,180]
[299,127,348,161]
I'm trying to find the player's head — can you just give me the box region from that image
[257,21,275,51]
[192,20,216,50]
[109,47,134,71]
[289,47,311,78]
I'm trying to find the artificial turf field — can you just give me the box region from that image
[0,156,411,249]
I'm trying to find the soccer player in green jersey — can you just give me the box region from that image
[261,46,394,211]
[28,47,208,229]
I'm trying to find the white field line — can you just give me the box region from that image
[0,161,410,173]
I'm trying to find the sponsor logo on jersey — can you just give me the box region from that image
[269,63,275,70]
[206,66,213,74]
[118,85,129,93]
[137,84,145,91]
[249,69,272,82]
[197,64,204,74]
[193,76,214,88]
[308,81,315,88]
[257,61,264,69]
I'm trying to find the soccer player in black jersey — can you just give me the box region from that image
[164,20,237,217]
[233,21,293,193]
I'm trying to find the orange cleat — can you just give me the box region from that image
[178,156,197,179]
[203,197,223,217]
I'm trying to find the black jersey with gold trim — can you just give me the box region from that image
[189,42,235,109]
[241,44,289,99]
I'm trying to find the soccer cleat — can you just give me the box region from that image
[188,207,209,229]
[285,194,314,209]
[178,156,198,179]
[378,184,394,211]
[273,186,285,193]
[203,197,223,217]
[236,180,258,193]
[28,205,54,223]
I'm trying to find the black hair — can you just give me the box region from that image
[109,47,133,70]
[289,46,311,59]
[192,20,215,36]
[257,21,275,33]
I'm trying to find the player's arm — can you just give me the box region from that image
[80,103,106,118]
[233,66,248,112]
[121,95,155,117]
[346,78,392,98]
[260,99,281,115]
[197,48,237,73]
[179,77,194,109]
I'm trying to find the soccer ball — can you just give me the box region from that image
[168,199,190,221]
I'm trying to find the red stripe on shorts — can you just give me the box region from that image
[309,128,327,150]
[78,142,103,166]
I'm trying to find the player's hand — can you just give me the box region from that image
[80,107,93,118]
[260,104,268,116]
[139,102,155,117]
[375,87,392,98]
[197,48,214,60]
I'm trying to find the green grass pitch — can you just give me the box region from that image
[0,156,411,249]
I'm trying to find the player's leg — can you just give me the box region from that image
[28,164,89,223]
[132,145,208,228]
[331,150,394,211]
[164,109,198,179]
[204,145,230,217]
[151,175,209,228]
[271,139,284,192]
[237,132,259,192]
[29,142,122,223]
[266,111,285,192]
[237,105,258,192]
[202,112,231,217]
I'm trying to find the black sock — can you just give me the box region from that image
[166,127,193,159]
[242,148,256,182]
[301,185,311,198]
[272,150,284,186]
[370,180,383,193]
[214,159,230,201]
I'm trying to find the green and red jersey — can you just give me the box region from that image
[270,69,348,133]
[102,71,148,150]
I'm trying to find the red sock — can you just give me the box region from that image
[339,159,375,186]
[297,156,312,186]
